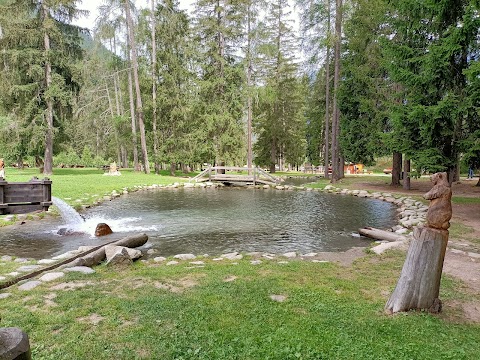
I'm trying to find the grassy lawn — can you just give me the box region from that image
[4,167,191,207]
[1,252,479,360]
[0,168,479,358]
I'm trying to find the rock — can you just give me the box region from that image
[39,272,65,282]
[105,245,142,261]
[324,185,335,191]
[212,258,223,261]
[0,293,12,299]
[190,261,205,265]
[153,256,167,262]
[16,265,42,273]
[173,254,196,261]
[13,258,28,263]
[263,185,270,189]
[147,249,157,255]
[311,260,329,263]
[0,276,6,281]
[221,252,243,260]
[94,223,113,237]
[0,327,31,360]
[282,252,297,258]
[270,294,287,302]
[64,266,95,274]
[250,260,262,265]
[52,251,76,260]
[18,281,42,291]
[6,272,20,277]
[1,255,13,262]
[371,241,407,255]
[302,252,318,257]
[166,261,179,266]
[395,228,409,234]
[275,186,285,190]
[77,246,96,252]
[37,259,57,265]
[105,247,132,267]
[468,252,480,259]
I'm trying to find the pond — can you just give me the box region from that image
[0,188,398,259]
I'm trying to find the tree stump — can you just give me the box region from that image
[385,226,448,314]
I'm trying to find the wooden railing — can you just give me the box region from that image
[190,166,281,185]
[0,177,52,215]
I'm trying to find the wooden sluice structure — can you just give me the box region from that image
[190,166,281,186]
[0,177,52,214]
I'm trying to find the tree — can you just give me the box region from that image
[339,0,390,167]
[192,0,246,166]
[0,0,85,174]
[253,0,306,172]
[384,0,480,182]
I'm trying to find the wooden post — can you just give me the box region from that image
[0,177,6,215]
[253,167,256,185]
[385,226,448,314]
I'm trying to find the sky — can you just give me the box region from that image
[73,0,194,30]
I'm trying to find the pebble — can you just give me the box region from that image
[14,258,29,263]
[0,293,12,299]
[173,254,196,260]
[302,253,318,257]
[189,261,205,265]
[64,266,95,274]
[17,265,43,272]
[38,259,57,265]
[0,276,6,281]
[18,281,42,291]
[270,294,287,302]
[282,252,297,258]
[153,256,167,262]
[166,261,179,266]
[212,258,223,261]
[39,272,65,282]
[250,260,262,265]
[0,255,12,262]
[6,272,20,277]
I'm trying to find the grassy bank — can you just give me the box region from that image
[1,252,479,360]
[4,167,190,208]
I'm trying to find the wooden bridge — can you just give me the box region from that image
[0,177,52,214]
[190,166,281,186]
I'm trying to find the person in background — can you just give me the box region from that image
[0,158,5,179]
[468,166,474,179]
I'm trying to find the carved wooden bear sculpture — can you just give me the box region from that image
[423,172,452,230]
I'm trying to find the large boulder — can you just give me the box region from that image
[105,245,142,261]
[0,327,31,360]
[95,223,113,237]
[105,247,132,267]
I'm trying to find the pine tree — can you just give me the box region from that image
[0,0,85,174]
[253,0,306,173]
[192,0,247,166]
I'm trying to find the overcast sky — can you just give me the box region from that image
[73,0,194,30]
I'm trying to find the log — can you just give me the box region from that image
[358,227,406,242]
[385,226,448,314]
[66,234,148,268]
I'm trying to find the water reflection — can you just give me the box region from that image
[0,188,397,259]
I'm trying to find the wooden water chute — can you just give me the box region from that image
[0,177,52,214]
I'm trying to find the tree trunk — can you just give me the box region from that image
[42,3,53,176]
[246,3,253,175]
[127,64,140,171]
[125,0,150,174]
[323,0,331,180]
[151,0,160,175]
[169,162,176,177]
[391,152,402,186]
[403,158,410,190]
[330,0,342,183]
[270,140,276,174]
[385,226,448,314]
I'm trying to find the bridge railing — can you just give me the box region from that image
[190,166,281,185]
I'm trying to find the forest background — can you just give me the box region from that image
[0,0,479,185]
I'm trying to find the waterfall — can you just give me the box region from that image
[52,197,84,229]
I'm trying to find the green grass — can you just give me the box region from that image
[1,253,479,360]
[452,196,480,205]
[4,167,190,207]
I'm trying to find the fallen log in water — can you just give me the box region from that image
[0,234,148,290]
[358,227,407,243]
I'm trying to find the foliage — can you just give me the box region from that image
[382,0,480,175]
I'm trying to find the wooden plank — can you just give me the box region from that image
[6,204,43,214]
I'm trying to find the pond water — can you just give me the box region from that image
[0,188,398,259]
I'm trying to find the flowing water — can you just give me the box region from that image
[0,188,397,259]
